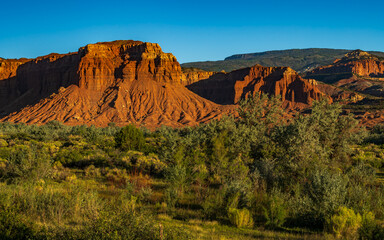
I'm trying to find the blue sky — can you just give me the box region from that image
[1,0,383,63]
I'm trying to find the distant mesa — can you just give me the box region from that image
[181,48,384,73]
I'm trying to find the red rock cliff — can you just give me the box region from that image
[187,64,326,108]
[307,50,384,79]
[181,68,217,85]
[0,41,232,127]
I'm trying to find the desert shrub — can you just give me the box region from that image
[82,210,161,240]
[51,161,71,180]
[365,124,384,145]
[54,147,83,167]
[165,165,189,209]
[326,206,362,239]
[55,146,110,168]
[119,151,166,175]
[228,207,254,228]
[2,144,53,182]
[201,189,225,220]
[224,178,253,209]
[0,207,36,240]
[352,144,384,169]
[262,192,287,229]
[69,125,103,143]
[359,211,378,240]
[137,186,153,203]
[165,187,179,210]
[0,139,8,147]
[0,158,7,176]
[115,124,146,152]
[105,168,129,187]
[85,165,101,178]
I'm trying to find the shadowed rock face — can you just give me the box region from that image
[187,64,326,108]
[0,40,232,128]
[181,68,217,86]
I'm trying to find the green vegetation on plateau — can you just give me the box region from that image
[181,48,384,73]
[1,95,384,239]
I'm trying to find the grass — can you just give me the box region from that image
[157,215,330,240]
[377,172,384,183]
[0,167,334,239]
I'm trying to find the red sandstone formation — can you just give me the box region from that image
[181,68,217,85]
[307,50,384,81]
[187,64,326,108]
[315,82,363,103]
[0,41,232,128]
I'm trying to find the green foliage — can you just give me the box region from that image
[165,165,189,209]
[202,189,225,220]
[119,151,166,174]
[0,93,380,239]
[326,206,362,239]
[1,143,53,182]
[359,211,379,240]
[304,169,348,227]
[0,139,8,147]
[365,123,384,145]
[115,124,146,152]
[0,207,35,240]
[262,192,287,229]
[228,207,254,228]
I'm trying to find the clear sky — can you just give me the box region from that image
[1,0,383,63]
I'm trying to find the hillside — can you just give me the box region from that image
[181,48,384,73]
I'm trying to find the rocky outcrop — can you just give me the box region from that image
[187,64,326,108]
[0,41,232,128]
[306,50,384,82]
[181,68,217,85]
[315,82,364,103]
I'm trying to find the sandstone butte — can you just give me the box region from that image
[0,40,325,128]
[306,50,384,81]
[187,64,328,109]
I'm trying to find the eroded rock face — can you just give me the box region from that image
[187,64,326,108]
[0,41,232,128]
[0,58,30,108]
[307,50,384,81]
[77,41,183,90]
[181,68,217,85]
[315,82,364,103]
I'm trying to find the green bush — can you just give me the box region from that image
[0,207,35,240]
[165,165,189,209]
[83,210,161,240]
[119,151,166,174]
[0,139,8,147]
[263,193,287,229]
[228,207,254,228]
[2,144,53,182]
[304,169,348,227]
[115,124,146,152]
[201,189,225,220]
[326,206,362,239]
[358,211,384,240]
